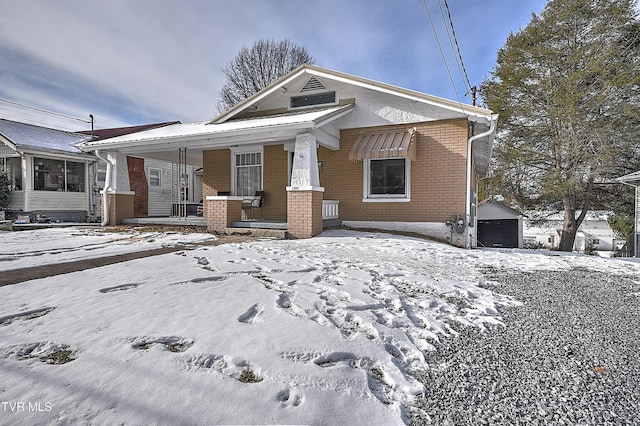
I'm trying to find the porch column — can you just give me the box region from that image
[205,195,243,233]
[287,133,324,239]
[105,152,135,224]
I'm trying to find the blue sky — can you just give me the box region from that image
[0,0,547,131]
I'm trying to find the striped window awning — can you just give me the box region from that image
[349,128,417,162]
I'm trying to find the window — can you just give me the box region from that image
[364,158,410,201]
[4,157,22,190]
[290,91,336,108]
[234,151,262,196]
[148,168,162,187]
[34,157,85,192]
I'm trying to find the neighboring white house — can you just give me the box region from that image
[523,211,624,256]
[0,118,98,222]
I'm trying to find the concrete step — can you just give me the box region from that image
[224,227,288,239]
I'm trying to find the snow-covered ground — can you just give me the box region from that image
[1,227,639,425]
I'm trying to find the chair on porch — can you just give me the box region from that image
[242,191,264,220]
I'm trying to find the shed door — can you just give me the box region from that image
[477,219,518,248]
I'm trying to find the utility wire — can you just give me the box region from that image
[422,0,464,107]
[0,97,92,124]
[442,0,473,92]
[437,0,470,94]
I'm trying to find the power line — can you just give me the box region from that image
[441,0,473,92]
[0,97,92,124]
[422,0,464,106]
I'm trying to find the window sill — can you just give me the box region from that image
[362,198,411,203]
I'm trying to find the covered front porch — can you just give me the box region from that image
[80,103,352,239]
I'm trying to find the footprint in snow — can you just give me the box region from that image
[312,351,398,405]
[131,336,194,352]
[184,353,263,383]
[99,283,141,293]
[0,307,56,326]
[277,387,303,407]
[238,303,264,324]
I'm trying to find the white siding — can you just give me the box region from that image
[24,191,88,211]
[146,158,173,217]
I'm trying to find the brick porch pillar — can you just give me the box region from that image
[206,196,243,233]
[107,191,135,225]
[287,188,324,239]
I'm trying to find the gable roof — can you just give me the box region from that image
[0,118,92,157]
[211,64,495,126]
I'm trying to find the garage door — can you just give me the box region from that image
[477,219,518,248]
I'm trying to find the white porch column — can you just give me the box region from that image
[287,133,324,238]
[290,133,321,189]
[104,151,134,224]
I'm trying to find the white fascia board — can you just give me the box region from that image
[307,68,493,120]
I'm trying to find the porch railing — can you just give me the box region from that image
[322,200,339,220]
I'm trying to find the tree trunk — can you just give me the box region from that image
[559,209,578,252]
[558,186,591,252]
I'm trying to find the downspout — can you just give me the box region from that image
[465,114,499,249]
[94,150,113,226]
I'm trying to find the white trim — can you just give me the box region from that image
[286,186,324,192]
[148,167,162,187]
[206,195,245,201]
[231,146,263,196]
[362,157,411,202]
[362,198,411,203]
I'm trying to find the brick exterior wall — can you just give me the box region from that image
[200,118,470,227]
[126,156,148,217]
[287,189,323,239]
[202,149,231,217]
[206,198,242,233]
[108,193,134,225]
[319,118,469,223]
[263,145,288,221]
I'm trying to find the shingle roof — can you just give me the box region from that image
[0,119,90,155]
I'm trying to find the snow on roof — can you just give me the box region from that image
[0,119,91,155]
[79,104,354,149]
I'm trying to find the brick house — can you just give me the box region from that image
[79,65,498,247]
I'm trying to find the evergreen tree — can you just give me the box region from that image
[481,0,640,251]
[0,171,10,211]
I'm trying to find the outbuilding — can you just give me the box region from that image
[476,199,524,248]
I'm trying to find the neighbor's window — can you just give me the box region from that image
[4,157,22,190]
[34,157,85,192]
[234,151,262,197]
[148,168,162,187]
[365,158,410,200]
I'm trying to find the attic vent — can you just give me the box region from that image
[300,76,328,93]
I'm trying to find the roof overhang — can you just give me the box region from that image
[211,64,494,126]
[78,103,355,162]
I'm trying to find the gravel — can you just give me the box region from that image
[409,268,640,426]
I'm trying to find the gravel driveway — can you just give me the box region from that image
[410,268,640,425]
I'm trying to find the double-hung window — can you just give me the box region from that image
[233,150,262,196]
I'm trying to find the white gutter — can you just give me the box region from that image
[465,114,499,249]
[94,149,113,226]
